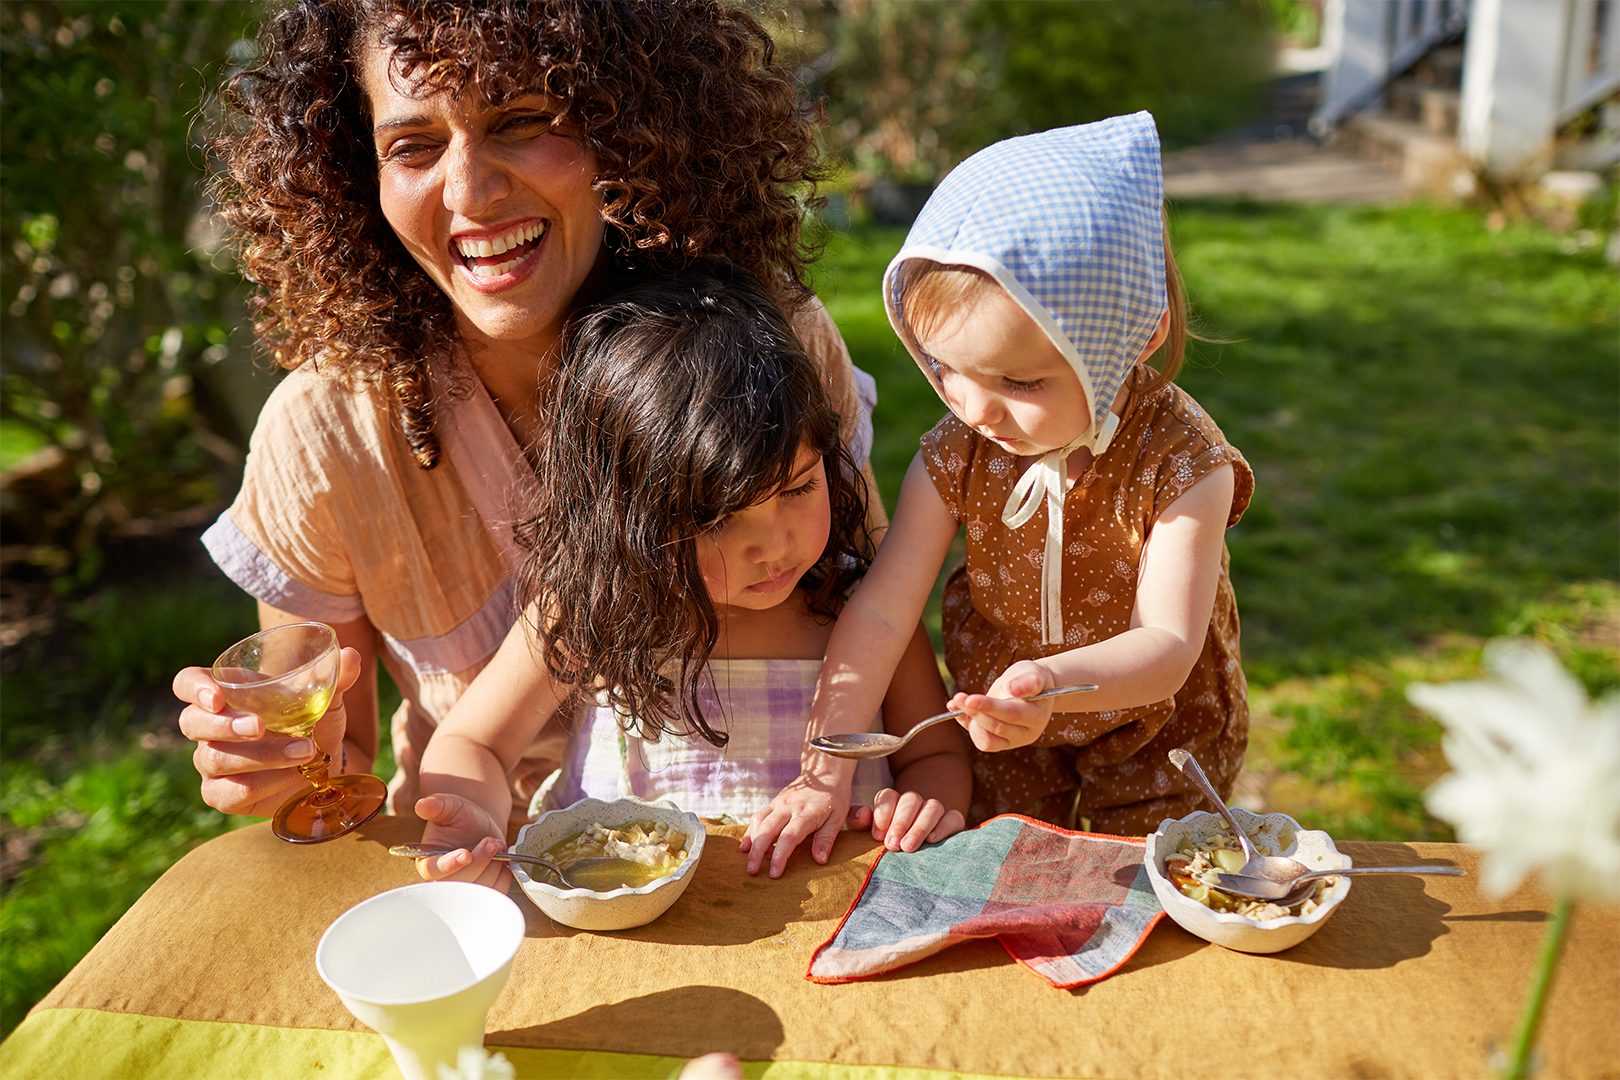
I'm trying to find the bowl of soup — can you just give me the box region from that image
[1144,808,1351,954]
[511,797,704,931]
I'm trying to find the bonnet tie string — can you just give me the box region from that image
[1001,412,1120,646]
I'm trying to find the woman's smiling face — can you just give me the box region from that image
[361,40,607,355]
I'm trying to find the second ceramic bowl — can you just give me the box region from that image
[1144,808,1352,954]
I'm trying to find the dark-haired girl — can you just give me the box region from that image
[412,264,970,888]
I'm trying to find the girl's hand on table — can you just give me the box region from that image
[949,660,1056,752]
[870,788,965,853]
[173,647,363,817]
[412,793,510,891]
[741,764,868,877]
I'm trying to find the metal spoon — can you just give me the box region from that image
[810,684,1099,760]
[389,844,649,892]
[1166,748,1266,868]
[1215,864,1466,906]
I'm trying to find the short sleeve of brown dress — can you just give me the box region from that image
[921,367,1255,835]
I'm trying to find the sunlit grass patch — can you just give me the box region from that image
[1245,582,1618,840]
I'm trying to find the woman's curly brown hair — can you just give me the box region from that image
[517,261,871,748]
[215,0,828,468]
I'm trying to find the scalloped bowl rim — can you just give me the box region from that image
[511,796,705,899]
[1145,808,1353,930]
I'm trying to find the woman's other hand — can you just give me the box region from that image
[413,793,511,891]
[173,645,363,817]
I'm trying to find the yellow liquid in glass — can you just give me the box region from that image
[228,684,334,737]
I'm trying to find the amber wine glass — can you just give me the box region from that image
[211,622,386,844]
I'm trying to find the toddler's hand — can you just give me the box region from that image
[871,788,965,852]
[412,793,510,891]
[740,763,858,878]
[950,660,1055,752]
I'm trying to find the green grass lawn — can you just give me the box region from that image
[2,197,1616,1039]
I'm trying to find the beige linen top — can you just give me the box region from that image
[922,367,1253,835]
[203,297,875,809]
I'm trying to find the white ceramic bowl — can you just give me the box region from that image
[1144,808,1352,954]
[511,796,704,931]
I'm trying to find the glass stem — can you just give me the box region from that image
[297,753,334,797]
[1505,893,1572,1080]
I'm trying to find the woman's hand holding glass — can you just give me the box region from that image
[173,642,364,818]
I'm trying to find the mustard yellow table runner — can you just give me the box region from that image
[3,817,1616,1079]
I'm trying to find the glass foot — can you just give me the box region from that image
[273,773,387,844]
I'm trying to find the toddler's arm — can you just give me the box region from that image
[414,607,574,889]
[951,465,1237,750]
[743,455,959,875]
[872,621,971,852]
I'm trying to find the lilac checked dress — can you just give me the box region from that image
[533,659,893,820]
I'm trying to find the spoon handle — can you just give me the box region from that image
[1166,749,1263,865]
[1301,865,1466,883]
[907,684,1100,739]
[388,844,553,868]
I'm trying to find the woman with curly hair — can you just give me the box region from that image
[171,0,884,825]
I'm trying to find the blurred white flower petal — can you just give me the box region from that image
[1407,640,1620,903]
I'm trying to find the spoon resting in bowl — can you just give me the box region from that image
[389,844,649,892]
[1214,864,1466,906]
[810,685,1098,760]
[1166,748,1267,868]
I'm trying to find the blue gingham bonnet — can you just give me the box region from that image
[883,112,1168,645]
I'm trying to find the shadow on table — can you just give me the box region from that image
[489,985,785,1060]
[1272,843,1462,970]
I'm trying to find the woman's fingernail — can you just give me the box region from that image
[285,739,313,759]
[231,717,258,736]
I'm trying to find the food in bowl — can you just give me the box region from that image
[543,819,690,888]
[1162,825,1336,922]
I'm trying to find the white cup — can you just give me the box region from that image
[317,882,526,1080]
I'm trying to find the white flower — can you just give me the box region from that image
[1407,640,1620,902]
[437,1047,515,1080]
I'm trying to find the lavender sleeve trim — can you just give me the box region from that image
[379,576,518,676]
[201,512,365,624]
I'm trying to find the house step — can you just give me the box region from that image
[1386,82,1461,136]
[1338,110,1468,197]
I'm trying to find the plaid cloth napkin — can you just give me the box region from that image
[808,815,1165,988]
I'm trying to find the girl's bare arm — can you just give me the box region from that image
[952,464,1237,750]
[876,622,972,851]
[742,454,960,875]
[415,607,574,887]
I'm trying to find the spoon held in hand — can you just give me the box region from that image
[810,684,1098,760]
[389,844,648,892]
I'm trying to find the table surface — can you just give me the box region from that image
[2,815,1616,1080]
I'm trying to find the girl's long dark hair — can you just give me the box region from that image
[516,261,870,746]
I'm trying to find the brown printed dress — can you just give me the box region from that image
[922,366,1254,835]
